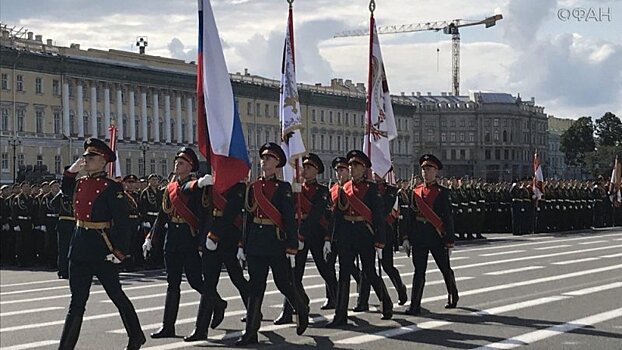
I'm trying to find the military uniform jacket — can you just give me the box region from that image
[409,182,455,248]
[38,192,59,226]
[51,191,75,220]
[62,170,131,262]
[0,195,9,228]
[150,176,208,253]
[297,180,330,242]
[209,182,246,248]
[140,186,162,223]
[244,175,297,256]
[334,179,386,247]
[11,193,36,226]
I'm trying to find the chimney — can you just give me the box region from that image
[244,68,249,76]
[401,92,405,96]
[315,83,322,87]
[441,92,447,96]
[46,39,53,46]
[70,43,80,49]
[345,79,352,86]
[427,92,432,96]
[35,34,43,42]
[531,97,535,103]
[416,91,421,97]
[2,30,9,39]
[27,31,34,40]
[411,92,415,96]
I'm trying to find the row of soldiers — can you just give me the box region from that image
[0,173,169,276]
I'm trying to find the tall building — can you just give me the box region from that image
[547,116,574,179]
[0,28,548,184]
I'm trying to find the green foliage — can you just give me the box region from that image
[595,112,622,147]
[560,116,596,167]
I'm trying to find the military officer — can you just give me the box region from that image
[58,138,144,349]
[143,147,211,339]
[141,174,164,269]
[52,171,75,279]
[402,154,458,315]
[325,150,393,328]
[0,185,13,265]
[11,182,37,267]
[273,153,337,325]
[40,180,61,268]
[235,142,309,346]
[122,175,142,271]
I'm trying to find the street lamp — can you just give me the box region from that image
[139,142,150,177]
[8,136,21,183]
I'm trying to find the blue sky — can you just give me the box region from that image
[2,0,620,120]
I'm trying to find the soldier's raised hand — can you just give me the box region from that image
[205,236,218,251]
[197,174,213,188]
[68,158,85,173]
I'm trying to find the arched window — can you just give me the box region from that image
[503,130,508,143]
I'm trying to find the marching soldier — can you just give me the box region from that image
[122,175,142,271]
[274,153,337,325]
[141,174,164,269]
[51,172,75,279]
[185,178,248,341]
[235,142,309,345]
[143,147,211,339]
[58,138,144,349]
[11,182,37,267]
[402,154,458,315]
[353,172,408,311]
[325,150,393,328]
[0,185,13,266]
[39,181,61,268]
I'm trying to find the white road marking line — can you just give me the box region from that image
[480,250,526,257]
[473,307,622,349]
[484,266,544,276]
[551,257,601,265]
[450,233,619,254]
[578,240,608,245]
[337,281,622,345]
[0,340,60,350]
[0,285,68,296]
[602,252,622,258]
[534,244,572,250]
[0,279,64,288]
[0,306,64,317]
[562,281,622,296]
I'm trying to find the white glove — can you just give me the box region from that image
[142,238,152,260]
[143,221,151,229]
[375,247,383,260]
[236,247,246,266]
[323,241,331,262]
[447,247,453,257]
[2,223,9,231]
[292,183,302,193]
[402,239,411,257]
[287,253,296,268]
[205,236,218,251]
[13,226,21,232]
[34,225,41,230]
[105,253,122,264]
[68,158,84,173]
[40,225,47,232]
[298,240,304,250]
[197,174,213,188]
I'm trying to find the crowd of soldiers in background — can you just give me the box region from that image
[1,174,621,273]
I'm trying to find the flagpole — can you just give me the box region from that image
[365,0,375,162]
[107,120,117,178]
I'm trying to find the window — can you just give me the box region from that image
[311,109,316,122]
[69,112,75,135]
[469,119,475,128]
[450,132,456,142]
[122,116,128,139]
[35,77,43,94]
[97,114,103,137]
[337,135,342,152]
[414,132,420,142]
[52,80,60,96]
[459,132,465,142]
[53,111,61,134]
[17,154,24,167]
[398,140,402,154]
[265,104,270,117]
[159,119,164,141]
[138,158,145,176]
[345,113,349,125]
[55,155,61,174]
[504,149,509,160]
[37,155,43,166]
[256,103,261,116]
[150,159,156,174]
[494,130,499,142]
[160,159,167,176]
[247,102,252,115]
[441,120,447,128]
[16,75,23,91]
[181,121,186,142]
[441,133,447,142]
[264,130,269,143]
[495,149,501,160]
[494,118,499,127]
[451,149,456,160]
[329,111,333,124]
[312,134,316,149]
[337,112,341,124]
[35,110,44,133]
[17,109,25,132]
[320,135,325,150]
[485,150,491,160]
[274,105,278,118]
[320,110,325,123]
[503,130,508,143]
[460,149,466,160]
[1,153,8,172]
[450,119,456,128]
[1,108,8,131]
[329,135,333,150]
[126,158,132,176]
[1,73,8,90]
[460,119,466,128]
[469,132,475,142]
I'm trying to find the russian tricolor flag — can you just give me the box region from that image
[197,0,250,194]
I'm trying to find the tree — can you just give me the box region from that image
[560,116,596,167]
[595,112,622,147]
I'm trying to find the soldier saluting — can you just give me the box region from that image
[58,138,144,350]
[402,154,458,315]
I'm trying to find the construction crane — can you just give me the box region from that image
[334,14,503,96]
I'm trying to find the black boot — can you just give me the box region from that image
[150,290,180,338]
[293,289,309,336]
[320,284,337,310]
[210,298,227,329]
[325,281,349,328]
[444,273,460,309]
[397,283,408,306]
[236,297,262,346]
[185,294,214,342]
[273,298,293,325]
[406,277,425,316]
[118,298,145,350]
[353,276,370,312]
[58,312,83,350]
[375,282,393,320]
